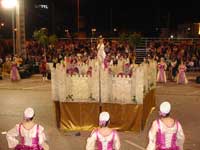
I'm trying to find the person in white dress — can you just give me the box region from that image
[97,35,106,68]
[86,112,120,150]
[6,107,49,150]
[147,102,185,150]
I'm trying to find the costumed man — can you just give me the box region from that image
[147,102,185,150]
[6,107,49,150]
[86,112,120,150]
[170,58,177,81]
[40,60,47,81]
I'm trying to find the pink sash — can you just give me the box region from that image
[156,119,179,150]
[15,124,43,150]
[96,130,116,150]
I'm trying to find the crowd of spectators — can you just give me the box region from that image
[1,38,200,78]
[146,39,200,71]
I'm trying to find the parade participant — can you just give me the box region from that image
[170,58,177,81]
[6,107,49,150]
[147,102,185,150]
[97,35,106,68]
[86,112,120,150]
[10,59,21,81]
[176,61,188,84]
[40,60,47,81]
[157,58,167,83]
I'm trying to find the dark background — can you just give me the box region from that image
[1,0,200,38]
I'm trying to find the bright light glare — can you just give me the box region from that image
[1,0,17,9]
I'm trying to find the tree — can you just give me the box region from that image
[119,33,128,43]
[33,28,49,48]
[128,32,142,49]
[49,34,58,45]
[33,28,58,60]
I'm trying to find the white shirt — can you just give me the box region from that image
[86,130,120,150]
[147,119,185,150]
[6,124,47,148]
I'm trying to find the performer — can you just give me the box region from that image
[157,58,167,83]
[147,102,185,150]
[10,60,21,81]
[176,61,188,84]
[6,107,49,150]
[86,112,120,150]
[40,60,47,81]
[97,35,106,68]
[170,58,177,81]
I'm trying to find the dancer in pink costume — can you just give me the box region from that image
[6,108,49,150]
[86,112,120,150]
[10,61,20,81]
[157,58,167,83]
[176,61,188,84]
[147,102,185,150]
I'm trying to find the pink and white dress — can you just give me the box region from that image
[147,119,185,150]
[157,63,167,83]
[177,65,188,84]
[86,129,120,150]
[10,63,21,81]
[6,123,47,150]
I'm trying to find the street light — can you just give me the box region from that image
[1,23,5,27]
[1,0,17,55]
[2,0,17,8]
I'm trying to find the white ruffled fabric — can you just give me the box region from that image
[147,119,185,150]
[6,124,47,148]
[86,130,120,150]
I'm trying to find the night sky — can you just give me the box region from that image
[47,0,200,34]
[2,0,200,38]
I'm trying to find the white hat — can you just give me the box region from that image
[160,102,171,115]
[99,112,110,122]
[24,107,34,119]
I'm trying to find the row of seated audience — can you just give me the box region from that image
[0,38,200,80]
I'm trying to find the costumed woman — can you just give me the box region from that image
[176,61,188,84]
[10,59,21,81]
[6,107,49,150]
[147,101,185,150]
[97,35,106,69]
[86,112,120,150]
[157,58,167,83]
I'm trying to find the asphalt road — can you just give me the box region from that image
[0,74,199,150]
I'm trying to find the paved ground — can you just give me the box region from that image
[0,73,200,150]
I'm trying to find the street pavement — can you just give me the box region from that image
[0,74,199,150]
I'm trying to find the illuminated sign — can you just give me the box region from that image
[35,4,48,9]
